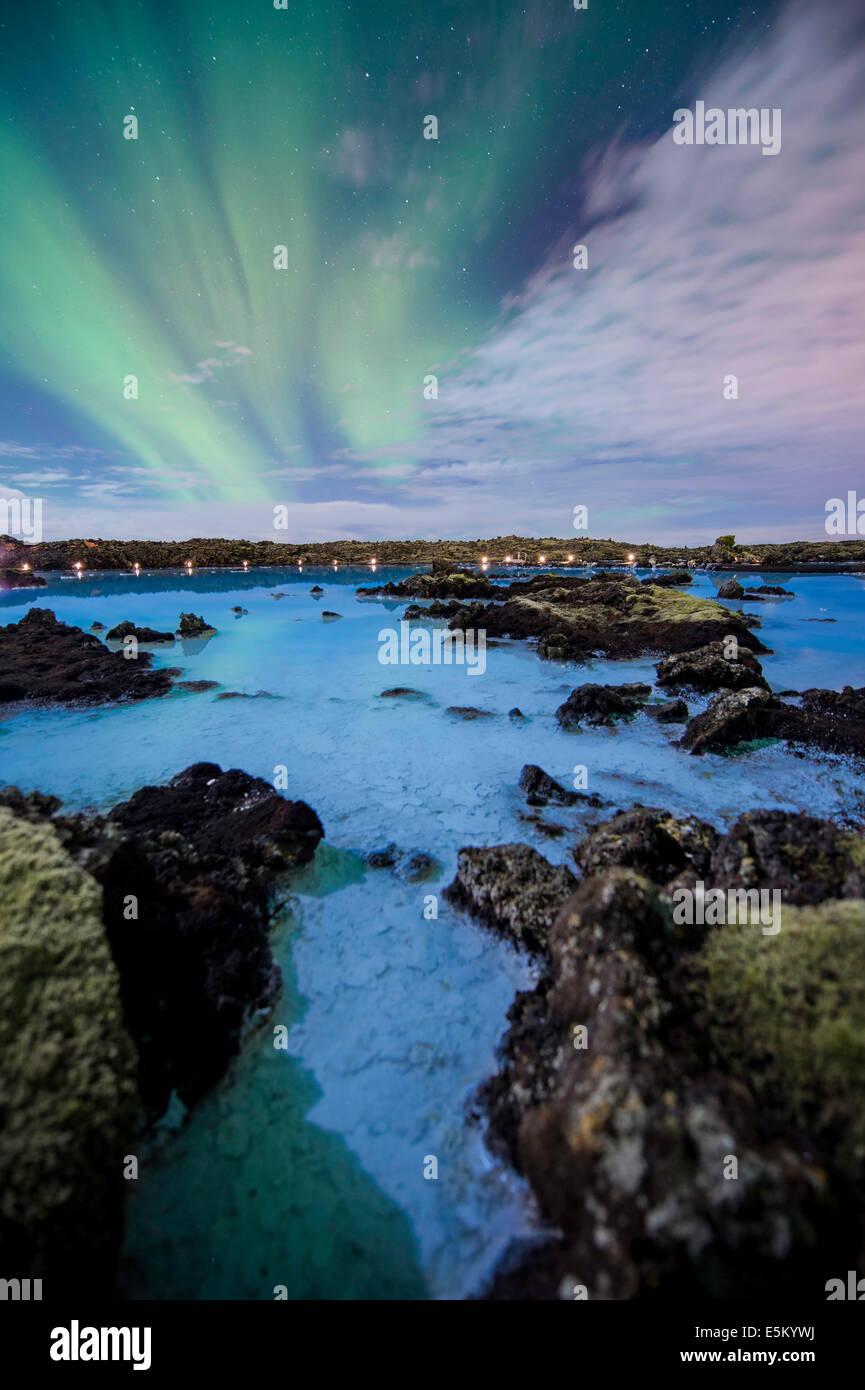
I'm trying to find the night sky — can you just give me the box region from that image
[1,0,863,543]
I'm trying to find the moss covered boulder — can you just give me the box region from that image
[694,899,865,1181]
[0,808,138,1290]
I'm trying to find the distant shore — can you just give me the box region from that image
[2,532,865,575]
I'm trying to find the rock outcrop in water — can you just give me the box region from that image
[678,686,781,755]
[0,607,173,706]
[465,573,767,664]
[0,807,138,1291]
[655,641,769,693]
[444,844,576,953]
[555,682,652,728]
[678,685,865,759]
[520,764,587,807]
[464,808,865,1299]
[176,611,216,636]
[105,619,175,643]
[358,568,495,601]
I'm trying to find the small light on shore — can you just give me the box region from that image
[538,555,545,564]
[74,562,83,577]
[567,555,574,563]
[22,563,30,571]
[242,560,249,572]
[505,555,511,563]
[133,562,140,575]
[627,553,636,563]
[481,555,488,564]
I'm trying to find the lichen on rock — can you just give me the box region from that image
[0,807,138,1288]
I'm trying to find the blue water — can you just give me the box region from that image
[1,564,863,1297]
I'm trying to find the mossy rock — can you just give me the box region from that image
[694,899,865,1179]
[0,808,138,1288]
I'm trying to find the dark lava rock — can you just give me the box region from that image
[519,764,582,808]
[231,606,248,616]
[310,586,324,595]
[556,682,651,728]
[655,641,769,693]
[397,851,440,883]
[177,612,216,636]
[709,810,865,906]
[403,598,469,619]
[173,680,220,693]
[105,620,175,644]
[48,762,324,1119]
[804,617,836,623]
[364,842,440,882]
[509,707,528,722]
[480,868,843,1300]
[749,584,793,596]
[359,570,494,601]
[675,684,865,759]
[90,621,107,632]
[380,687,429,700]
[716,579,745,599]
[443,843,576,953]
[644,697,689,723]
[215,690,281,701]
[574,806,718,885]
[365,843,401,868]
[446,706,493,720]
[0,608,173,707]
[322,610,342,620]
[478,573,767,664]
[0,567,46,588]
[785,686,865,757]
[679,686,780,755]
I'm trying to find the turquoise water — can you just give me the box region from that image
[1,565,863,1298]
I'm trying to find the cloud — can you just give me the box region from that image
[0,442,120,461]
[167,341,254,387]
[398,0,865,541]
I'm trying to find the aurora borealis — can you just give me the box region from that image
[1,0,863,542]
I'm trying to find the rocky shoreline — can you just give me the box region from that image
[445,810,865,1300]
[3,531,865,574]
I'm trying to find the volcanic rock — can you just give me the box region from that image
[443,843,576,953]
[655,641,769,693]
[556,682,651,728]
[0,607,173,707]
